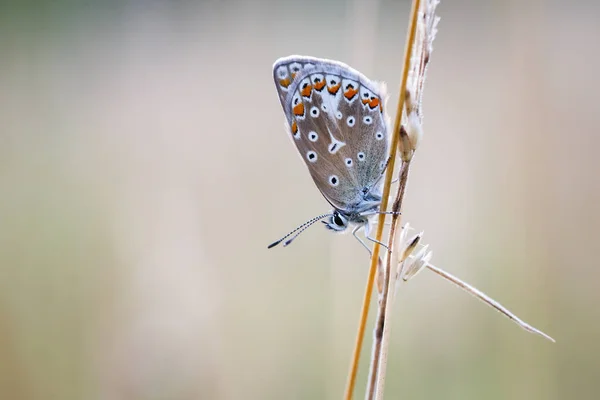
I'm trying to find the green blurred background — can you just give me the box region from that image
[1,0,598,399]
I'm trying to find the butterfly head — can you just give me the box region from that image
[323,210,349,232]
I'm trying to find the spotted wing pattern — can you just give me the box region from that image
[272,55,390,212]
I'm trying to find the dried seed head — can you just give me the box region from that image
[402,245,433,281]
[397,223,412,248]
[399,124,414,162]
[401,0,440,159]
[406,110,423,151]
[401,233,422,263]
[392,223,412,281]
[393,223,431,287]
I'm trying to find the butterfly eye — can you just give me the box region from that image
[335,111,343,120]
[308,131,318,142]
[346,116,355,127]
[345,158,353,167]
[307,151,317,163]
[375,131,384,140]
[333,213,345,227]
[310,107,320,118]
[357,152,366,161]
[363,116,373,125]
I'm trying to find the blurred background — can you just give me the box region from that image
[1,0,598,399]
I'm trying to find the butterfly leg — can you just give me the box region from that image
[365,236,390,251]
[352,225,372,256]
[360,210,401,219]
[363,222,390,252]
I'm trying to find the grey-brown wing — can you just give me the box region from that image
[273,56,389,211]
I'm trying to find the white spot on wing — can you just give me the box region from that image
[277,66,289,79]
[311,73,325,89]
[328,175,339,187]
[326,75,341,89]
[342,79,359,104]
[276,66,290,92]
[360,86,372,104]
[291,92,305,120]
[299,78,312,100]
[326,126,346,154]
[289,62,302,77]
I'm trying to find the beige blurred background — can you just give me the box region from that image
[0,0,599,399]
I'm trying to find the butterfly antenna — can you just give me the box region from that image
[267,213,332,249]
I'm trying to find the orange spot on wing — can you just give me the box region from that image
[314,80,326,91]
[362,98,370,105]
[344,87,358,100]
[279,78,291,88]
[328,83,341,94]
[368,97,380,109]
[293,102,305,117]
[291,120,298,134]
[301,84,312,98]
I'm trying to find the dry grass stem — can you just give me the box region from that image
[348,0,555,397]
[342,1,423,398]
[368,161,411,400]
[367,1,440,399]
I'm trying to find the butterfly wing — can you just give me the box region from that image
[273,56,390,212]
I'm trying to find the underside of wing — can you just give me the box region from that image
[272,56,390,212]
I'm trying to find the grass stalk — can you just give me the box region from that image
[344,1,421,398]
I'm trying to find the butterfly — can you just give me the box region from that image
[268,56,392,252]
